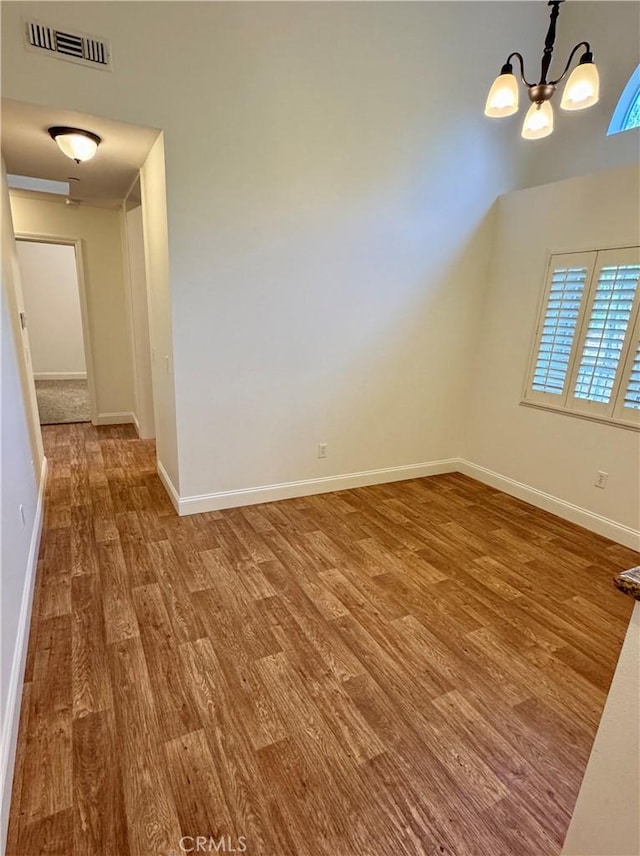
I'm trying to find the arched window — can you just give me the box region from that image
[608,65,640,134]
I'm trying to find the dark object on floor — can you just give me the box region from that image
[614,567,640,600]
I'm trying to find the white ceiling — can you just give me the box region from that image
[1,97,159,209]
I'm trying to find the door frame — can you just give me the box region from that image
[15,233,98,425]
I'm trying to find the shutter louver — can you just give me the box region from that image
[531,266,588,395]
[573,265,640,404]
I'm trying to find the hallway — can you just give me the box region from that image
[6,423,637,856]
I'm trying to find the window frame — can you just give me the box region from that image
[608,64,640,135]
[522,244,640,431]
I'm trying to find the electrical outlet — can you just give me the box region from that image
[318,443,328,459]
[595,471,608,489]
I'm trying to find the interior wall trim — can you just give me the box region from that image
[94,411,135,426]
[33,372,87,381]
[157,459,181,513]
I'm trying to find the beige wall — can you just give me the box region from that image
[561,602,640,856]
[10,192,135,422]
[465,164,640,543]
[17,240,86,378]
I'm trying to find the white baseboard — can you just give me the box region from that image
[458,459,640,551]
[33,372,87,381]
[154,451,637,549]
[173,459,459,516]
[157,460,181,513]
[131,414,155,441]
[94,412,135,426]
[0,457,47,851]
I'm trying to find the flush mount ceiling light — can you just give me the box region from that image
[484,0,599,140]
[48,126,102,163]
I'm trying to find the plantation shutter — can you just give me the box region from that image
[569,247,640,417]
[527,252,595,405]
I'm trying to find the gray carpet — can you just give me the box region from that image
[35,379,90,425]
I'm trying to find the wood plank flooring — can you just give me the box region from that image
[7,423,637,856]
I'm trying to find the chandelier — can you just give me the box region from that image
[484,0,599,140]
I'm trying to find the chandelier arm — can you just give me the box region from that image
[549,41,592,86]
[506,52,534,88]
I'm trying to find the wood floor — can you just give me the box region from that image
[7,423,637,856]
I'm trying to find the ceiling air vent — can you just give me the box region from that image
[25,19,112,71]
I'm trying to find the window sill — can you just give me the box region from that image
[519,399,640,432]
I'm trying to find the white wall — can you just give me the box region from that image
[17,240,86,379]
[125,202,155,439]
[465,164,640,542]
[561,601,640,856]
[0,164,45,853]
[9,193,135,423]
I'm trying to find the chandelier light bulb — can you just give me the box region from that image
[521,101,554,140]
[560,61,600,111]
[484,72,519,118]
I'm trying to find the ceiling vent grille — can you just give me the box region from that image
[25,19,111,71]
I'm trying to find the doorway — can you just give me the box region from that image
[16,237,96,425]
